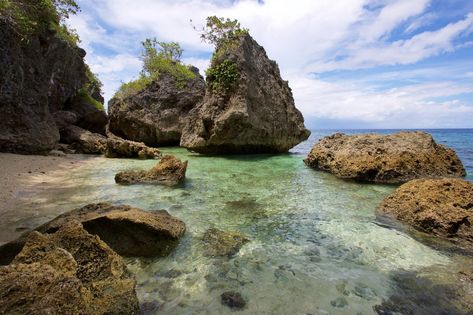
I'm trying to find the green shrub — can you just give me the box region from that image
[114,39,196,99]
[114,75,153,100]
[77,88,104,111]
[205,59,239,93]
[0,0,80,46]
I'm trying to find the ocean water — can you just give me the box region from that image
[3,129,473,314]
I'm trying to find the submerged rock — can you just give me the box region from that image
[202,228,249,257]
[0,221,139,314]
[304,131,466,183]
[221,291,246,309]
[0,203,186,264]
[377,178,473,248]
[180,34,310,154]
[115,155,188,186]
[108,69,205,146]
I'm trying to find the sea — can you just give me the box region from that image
[3,129,473,314]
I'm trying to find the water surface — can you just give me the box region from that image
[3,129,473,314]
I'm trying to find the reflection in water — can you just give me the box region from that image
[1,133,472,314]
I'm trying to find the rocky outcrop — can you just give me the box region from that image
[180,34,310,154]
[115,155,188,186]
[105,135,160,159]
[60,125,108,154]
[0,203,186,264]
[304,131,466,183]
[377,178,473,248]
[0,221,139,314]
[65,94,108,135]
[59,125,160,158]
[0,18,85,153]
[202,228,249,257]
[108,69,205,146]
[0,4,109,155]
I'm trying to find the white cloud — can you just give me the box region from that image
[70,0,473,126]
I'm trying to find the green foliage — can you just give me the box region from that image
[205,59,239,93]
[115,75,153,100]
[84,65,103,92]
[197,16,249,49]
[77,88,104,111]
[114,39,196,99]
[0,0,80,45]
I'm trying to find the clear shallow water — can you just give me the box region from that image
[3,129,473,314]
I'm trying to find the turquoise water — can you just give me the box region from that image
[3,129,473,314]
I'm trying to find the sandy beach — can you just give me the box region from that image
[0,153,98,244]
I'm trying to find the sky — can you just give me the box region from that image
[68,0,473,129]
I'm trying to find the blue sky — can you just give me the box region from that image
[69,0,473,129]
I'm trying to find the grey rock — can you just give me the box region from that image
[108,69,205,146]
[305,131,466,183]
[180,34,310,154]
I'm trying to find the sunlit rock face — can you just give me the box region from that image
[305,131,465,184]
[180,34,310,154]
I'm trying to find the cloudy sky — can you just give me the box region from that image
[69,0,473,129]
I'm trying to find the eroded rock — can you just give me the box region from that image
[108,69,205,146]
[115,155,188,186]
[0,221,139,314]
[106,133,160,159]
[180,34,310,154]
[202,228,249,257]
[305,131,466,183]
[377,178,473,248]
[0,203,186,264]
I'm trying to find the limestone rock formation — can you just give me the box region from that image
[105,135,160,159]
[180,34,310,154]
[115,155,188,186]
[202,228,249,257]
[304,131,466,183]
[108,69,206,146]
[61,125,108,154]
[377,178,473,248]
[0,203,186,264]
[59,125,160,158]
[0,221,139,314]
[0,8,106,154]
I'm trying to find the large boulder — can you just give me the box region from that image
[0,203,186,264]
[105,136,160,159]
[304,131,466,183]
[115,155,188,186]
[0,221,139,314]
[180,34,310,154]
[377,178,473,248]
[108,69,205,146]
[60,125,108,154]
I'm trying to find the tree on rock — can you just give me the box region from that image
[180,16,310,154]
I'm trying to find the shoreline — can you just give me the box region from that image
[0,153,98,244]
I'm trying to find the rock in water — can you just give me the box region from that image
[202,228,249,257]
[304,131,465,183]
[180,34,310,154]
[108,69,205,146]
[377,178,473,248]
[0,203,186,264]
[0,221,139,314]
[115,155,188,186]
[221,291,247,309]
